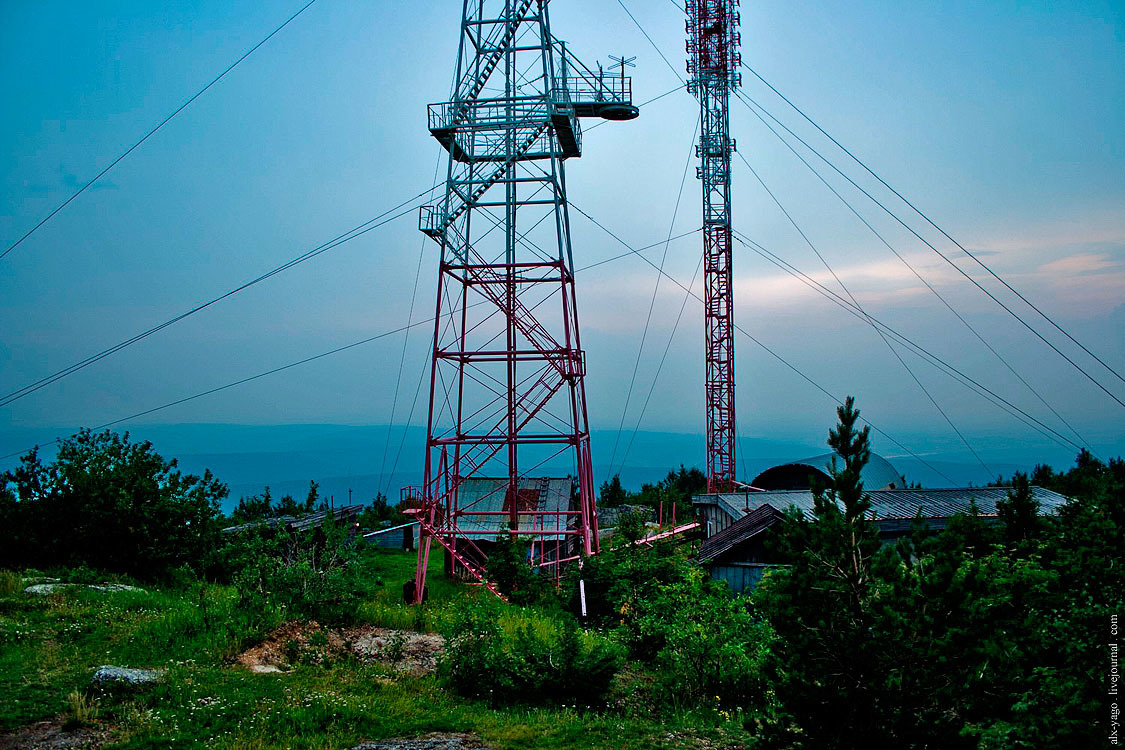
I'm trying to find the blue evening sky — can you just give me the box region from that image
[2,0,1122,473]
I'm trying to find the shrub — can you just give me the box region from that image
[228,517,362,625]
[632,568,773,709]
[439,599,622,706]
[563,532,689,627]
[486,534,554,606]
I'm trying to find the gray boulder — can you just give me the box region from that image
[91,666,165,689]
[25,583,143,596]
[352,734,489,750]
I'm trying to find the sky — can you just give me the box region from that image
[1,0,1123,477]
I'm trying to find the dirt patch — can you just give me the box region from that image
[352,733,489,750]
[347,627,444,674]
[235,621,343,672]
[0,719,111,749]
[237,621,443,675]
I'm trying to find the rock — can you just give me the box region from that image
[91,665,164,688]
[24,583,143,596]
[250,665,283,674]
[352,734,489,750]
[87,584,143,593]
[349,628,443,674]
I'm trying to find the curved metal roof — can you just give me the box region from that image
[751,452,906,491]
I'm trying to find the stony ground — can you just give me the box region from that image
[351,733,490,750]
[236,621,444,675]
[0,719,111,750]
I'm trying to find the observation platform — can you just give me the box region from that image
[428,74,637,164]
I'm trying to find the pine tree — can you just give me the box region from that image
[997,471,1041,544]
[598,474,627,507]
[754,397,884,748]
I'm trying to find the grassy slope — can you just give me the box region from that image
[0,553,751,749]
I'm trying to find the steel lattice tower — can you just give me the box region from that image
[404,0,637,602]
[688,0,741,493]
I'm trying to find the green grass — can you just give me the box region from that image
[0,550,755,749]
[0,571,21,597]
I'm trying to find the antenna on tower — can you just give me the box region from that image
[609,54,636,77]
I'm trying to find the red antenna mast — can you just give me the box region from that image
[687,0,741,493]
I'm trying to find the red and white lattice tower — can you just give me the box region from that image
[687,0,741,493]
[403,0,638,602]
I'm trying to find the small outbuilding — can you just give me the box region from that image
[436,476,578,578]
[363,521,419,551]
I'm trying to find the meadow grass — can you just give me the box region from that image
[0,549,754,749]
[0,571,21,597]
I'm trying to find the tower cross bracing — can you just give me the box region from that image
[405,0,638,602]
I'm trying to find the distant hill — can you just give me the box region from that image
[0,423,1092,514]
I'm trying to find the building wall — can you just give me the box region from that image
[710,562,773,594]
[364,523,418,551]
[698,503,733,538]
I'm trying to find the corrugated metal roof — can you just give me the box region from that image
[287,504,365,532]
[222,504,365,534]
[453,477,573,539]
[695,486,1070,522]
[697,504,784,563]
[751,452,906,491]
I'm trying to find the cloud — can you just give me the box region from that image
[1037,252,1121,276]
[967,205,1125,261]
[578,209,1125,337]
[732,249,953,313]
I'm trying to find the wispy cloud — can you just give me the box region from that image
[1038,252,1121,276]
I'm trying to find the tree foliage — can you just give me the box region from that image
[355,491,405,531]
[753,399,1123,748]
[0,429,226,579]
[231,480,320,523]
[597,465,706,520]
[754,396,886,746]
[597,474,628,507]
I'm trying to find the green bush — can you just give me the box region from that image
[227,518,362,625]
[439,599,622,707]
[632,568,773,710]
[486,534,555,606]
[563,533,689,628]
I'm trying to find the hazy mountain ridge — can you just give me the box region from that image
[1,423,1066,514]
